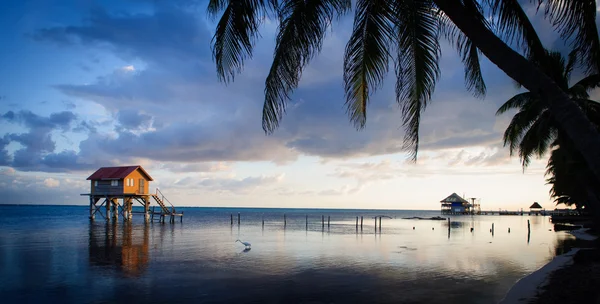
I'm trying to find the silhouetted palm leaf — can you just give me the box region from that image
[210,0,276,83]
[487,0,546,64]
[343,0,396,129]
[262,0,351,133]
[395,0,441,160]
[496,92,531,115]
[543,0,600,73]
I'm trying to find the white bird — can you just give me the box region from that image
[236,239,251,248]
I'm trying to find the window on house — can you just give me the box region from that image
[131,179,134,187]
[94,181,98,187]
[111,180,118,186]
[126,178,130,186]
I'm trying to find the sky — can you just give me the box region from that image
[0,0,594,210]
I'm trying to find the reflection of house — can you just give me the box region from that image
[441,193,472,214]
[88,223,149,277]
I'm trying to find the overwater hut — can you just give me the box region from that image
[440,193,471,215]
[82,165,182,222]
[529,202,543,215]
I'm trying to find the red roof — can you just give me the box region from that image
[86,166,154,181]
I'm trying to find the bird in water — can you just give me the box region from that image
[236,239,251,248]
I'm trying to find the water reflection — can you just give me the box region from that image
[88,222,149,277]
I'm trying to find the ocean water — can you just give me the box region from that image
[0,205,575,303]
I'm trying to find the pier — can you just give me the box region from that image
[81,166,183,223]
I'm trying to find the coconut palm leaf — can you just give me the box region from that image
[440,0,487,97]
[495,92,532,115]
[263,0,351,133]
[210,0,276,83]
[517,110,554,167]
[343,0,396,129]
[571,75,600,93]
[394,0,441,160]
[542,0,600,73]
[487,0,546,64]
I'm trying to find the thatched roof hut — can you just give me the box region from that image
[529,202,543,210]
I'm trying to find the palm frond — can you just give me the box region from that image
[543,0,600,73]
[487,0,546,64]
[564,48,578,80]
[210,0,275,83]
[517,110,555,167]
[262,0,351,133]
[495,92,532,115]
[571,74,600,93]
[343,0,397,128]
[395,0,441,161]
[440,0,487,97]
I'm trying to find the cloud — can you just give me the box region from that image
[15,0,533,174]
[174,173,285,194]
[43,178,60,188]
[160,162,231,173]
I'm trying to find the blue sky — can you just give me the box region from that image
[0,0,591,210]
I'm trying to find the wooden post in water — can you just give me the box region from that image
[230,214,233,225]
[105,198,110,221]
[262,214,265,228]
[360,216,363,231]
[356,216,359,230]
[492,223,495,234]
[379,217,382,231]
[180,212,183,223]
[527,219,530,232]
[328,216,330,229]
[284,214,287,228]
[374,217,377,232]
[306,215,308,230]
[322,215,325,229]
[238,213,240,225]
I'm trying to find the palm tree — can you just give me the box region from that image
[496,50,600,168]
[496,50,600,214]
[207,1,600,183]
[545,139,597,211]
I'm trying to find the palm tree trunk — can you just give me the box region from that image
[435,0,600,191]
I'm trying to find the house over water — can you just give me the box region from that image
[81,165,182,223]
[440,193,472,215]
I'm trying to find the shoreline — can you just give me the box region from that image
[499,228,598,303]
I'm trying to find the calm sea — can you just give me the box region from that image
[0,205,575,303]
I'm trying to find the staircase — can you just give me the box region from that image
[151,188,182,222]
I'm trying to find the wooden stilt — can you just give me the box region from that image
[322,215,324,229]
[378,217,382,231]
[328,216,330,229]
[284,214,286,228]
[374,217,377,232]
[238,213,240,225]
[360,216,363,231]
[306,215,308,230]
[356,216,358,230]
[105,198,111,221]
[231,214,233,225]
[89,196,95,220]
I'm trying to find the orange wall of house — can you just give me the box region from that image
[123,169,151,194]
